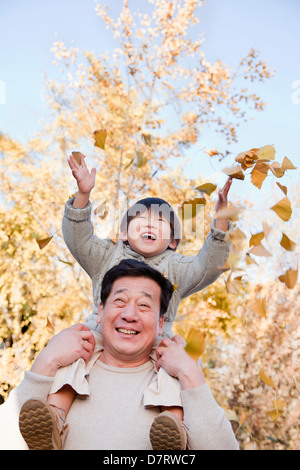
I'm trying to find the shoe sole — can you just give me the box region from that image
[150,411,186,450]
[19,399,60,450]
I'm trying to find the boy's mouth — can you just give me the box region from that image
[141,232,156,240]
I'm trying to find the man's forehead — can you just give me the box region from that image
[110,276,161,297]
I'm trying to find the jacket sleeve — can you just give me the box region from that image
[173,220,233,299]
[181,384,239,450]
[62,198,114,279]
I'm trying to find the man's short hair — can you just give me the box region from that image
[100,259,174,317]
[120,197,181,250]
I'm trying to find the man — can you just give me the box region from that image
[0,260,239,450]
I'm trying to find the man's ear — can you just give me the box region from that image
[97,302,104,324]
[158,315,164,336]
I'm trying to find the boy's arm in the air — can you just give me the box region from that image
[62,153,114,279]
[172,178,233,299]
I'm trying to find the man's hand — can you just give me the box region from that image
[67,153,96,208]
[214,177,232,231]
[155,335,205,390]
[30,324,96,377]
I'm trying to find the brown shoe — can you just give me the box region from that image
[149,411,187,450]
[19,398,69,450]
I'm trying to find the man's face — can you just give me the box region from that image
[122,209,177,258]
[97,276,164,367]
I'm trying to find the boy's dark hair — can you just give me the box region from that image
[120,197,181,251]
[100,259,174,317]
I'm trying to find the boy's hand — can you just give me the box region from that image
[68,153,96,208]
[214,177,232,231]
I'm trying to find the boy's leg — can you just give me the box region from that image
[47,384,77,416]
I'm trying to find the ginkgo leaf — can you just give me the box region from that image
[262,221,272,239]
[257,145,275,161]
[245,253,258,265]
[195,182,217,196]
[72,151,85,165]
[278,267,298,289]
[235,148,259,169]
[267,162,285,178]
[249,232,264,247]
[270,197,292,221]
[136,151,147,168]
[142,133,152,146]
[93,129,107,150]
[248,243,272,257]
[46,316,55,332]
[280,233,296,252]
[94,201,108,219]
[251,161,268,189]
[252,298,267,318]
[223,165,245,180]
[259,369,275,388]
[185,328,206,361]
[276,182,287,196]
[36,236,53,250]
[281,156,297,171]
[205,148,220,157]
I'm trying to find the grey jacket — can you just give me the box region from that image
[62,198,232,338]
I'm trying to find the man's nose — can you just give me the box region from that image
[121,303,138,322]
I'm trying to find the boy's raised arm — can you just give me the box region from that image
[67,152,96,208]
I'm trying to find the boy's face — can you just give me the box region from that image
[121,208,177,258]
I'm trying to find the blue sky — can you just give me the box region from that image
[0,0,300,198]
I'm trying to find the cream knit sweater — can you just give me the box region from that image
[0,360,239,450]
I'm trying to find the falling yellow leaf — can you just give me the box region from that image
[259,369,275,388]
[257,144,275,161]
[136,151,147,168]
[235,148,259,169]
[245,253,258,265]
[281,156,297,171]
[195,182,217,196]
[278,267,298,289]
[185,328,206,361]
[248,243,272,257]
[205,148,220,157]
[93,129,107,150]
[94,201,108,220]
[262,221,272,240]
[252,298,267,318]
[36,236,54,250]
[276,182,287,196]
[267,161,285,178]
[251,161,268,189]
[280,233,296,252]
[223,165,245,180]
[72,151,85,165]
[46,316,55,332]
[249,232,264,247]
[270,197,292,221]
